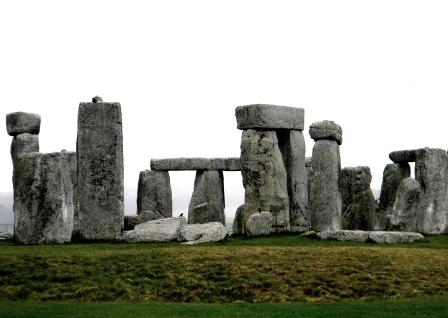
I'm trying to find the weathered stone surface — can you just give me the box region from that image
[240,129,290,233]
[415,148,448,234]
[277,130,309,232]
[179,222,227,244]
[310,140,342,231]
[92,95,103,103]
[232,205,245,235]
[14,152,75,244]
[305,157,313,210]
[63,152,79,238]
[188,170,225,224]
[118,217,186,243]
[235,104,304,130]
[10,133,39,163]
[309,120,342,145]
[137,170,172,217]
[389,150,417,163]
[389,177,421,232]
[77,101,124,240]
[317,230,424,243]
[246,212,273,237]
[6,112,41,136]
[0,232,13,240]
[150,158,241,171]
[124,210,165,231]
[340,166,372,195]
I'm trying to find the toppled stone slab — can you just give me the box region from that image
[389,177,421,232]
[6,112,41,136]
[0,232,14,240]
[309,120,342,145]
[389,150,417,163]
[235,104,304,130]
[179,222,227,244]
[124,210,165,231]
[317,230,424,243]
[137,170,172,217]
[150,158,241,171]
[117,217,186,243]
[246,212,273,237]
[232,205,245,235]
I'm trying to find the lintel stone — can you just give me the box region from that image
[150,158,241,171]
[235,104,304,130]
[389,150,417,163]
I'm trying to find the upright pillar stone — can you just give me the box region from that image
[77,97,124,240]
[309,120,342,231]
[188,170,225,225]
[137,170,172,217]
[389,177,421,232]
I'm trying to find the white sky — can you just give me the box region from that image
[1,1,448,215]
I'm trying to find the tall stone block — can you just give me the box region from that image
[10,133,39,164]
[77,101,124,240]
[240,129,290,233]
[137,170,172,217]
[389,177,421,232]
[188,170,225,225]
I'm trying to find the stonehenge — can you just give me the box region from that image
[137,170,172,217]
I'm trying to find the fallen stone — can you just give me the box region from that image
[389,177,421,232]
[188,170,225,224]
[124,210,165,231]
[235,104,304,130]
[240,129,290,233]
[179,222,227,244]
[301,230,319,239]
[317,230,424,243]
[0,232,13,240]
[246,212,273,237]
[232,205,245,235]
[137,170,172,217]
[10,133,39,163]
[118,217,186,243]
[150,158,241,171]
[77,101,124,240]
[6,112,41,136]
[389,150,417,163]
[309,120,342,145]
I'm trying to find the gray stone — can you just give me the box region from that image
[206,158,241,171]
[389,150,417,163]
[179,222,227,244]
[124,210,165,231]
[389,177,421,232]
[0,232,13,240]
[150,158,241,171]
[277,130,309,232]
[10,133,39,163]
[301,230,318,239]
[137,170,172,217]
[13,152,75,244]
[77,101,124,240]
[232,205,245,235]
[309,120,342,145]
[235,104,304,130]
[317,230,424,243]
[188,170,225,224]
[310,139,342,231]
[246,212,273,237]
[118,217,186,243]
[92,95,103,103]
[340,166,372,195]
[240,129,290,233]
[415,148,448,234]
[6,112,41,136]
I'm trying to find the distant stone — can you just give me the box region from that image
[340,166,372,194]
[118,217,186,243]
[232,205,245,235]
[6,112,41,136]
[309,120,342,145]
[317,230,424,243]
[10,133,39,163]
[92,96,103,103]
[124,210,165,231]
[389,150,417,163]
[150,158,240,171]
[179,222,227,244]
[137,170,172,217]
[235,104,304,130]
[389,177,421,232]
[246,212,273,237]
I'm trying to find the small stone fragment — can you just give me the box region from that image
[246,212,273,237]
[92,96,103,103]
[179,222,227,244]
[309,120,343,145]
[6,112,41,136]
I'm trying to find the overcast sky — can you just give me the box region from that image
[1,1,448,215]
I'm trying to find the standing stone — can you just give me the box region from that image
[6,112,41,136]
[389,177,421,232]
[14,152,75,244]
[188,170,225,224]
[63,151,79,237]
[240,129,290,233]
[232,204,245,235]
[277,130,309,232]
[137,170,172,218]
[305,157,313,208]
[10,133,39,164]
[415,148,448,234]
[77,100,124,240]
[309,121,342,231]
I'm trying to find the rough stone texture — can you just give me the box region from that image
[150,158,241,171]
[10,133,39,164]
[137,170,172,217]
[389,177,421,232]
[232,205,245,235]
[13,152,75,244]
[389,150,417,163]
[415,148,448,234]
[77,101,124,240]
[309,120,342,145]
[277,130,309,232]
[118,217,186,243]
[6,112,41,136]
[240,129,290,233]
[317,230,424,243]
[92,95,103,103]
[124,210,165,231]
[305,157,313,209]
[179,222,227,244]
[0,232,14,240]
[378,163,410,230]
[310,139,342,231]
[188,170,225,224]
[235,104,304,130]
[63,152,79,238]
[245,212,273,237]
